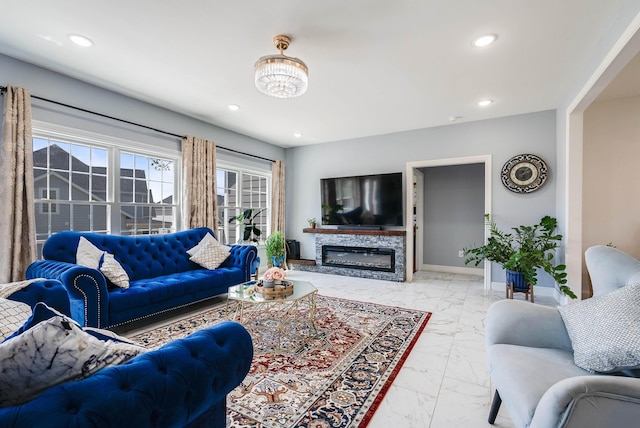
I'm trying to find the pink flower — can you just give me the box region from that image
[271,269,285,280]
[264,267,286,282]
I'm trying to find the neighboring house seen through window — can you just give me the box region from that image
[32,124,271,255]
[33,126,180,256]
[39,188,58,214]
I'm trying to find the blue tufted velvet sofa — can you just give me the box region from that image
[7,278,71,316]
[26,228,257,328]
[0,320,253,428]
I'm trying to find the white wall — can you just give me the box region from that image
[556,3,640,299]
[286,110,560,286]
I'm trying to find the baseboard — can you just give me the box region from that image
[421,264,483,275]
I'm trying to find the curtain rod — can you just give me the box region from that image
[0,85,275,163]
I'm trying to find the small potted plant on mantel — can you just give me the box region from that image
[463,214,577,299]
[307,217,317,229]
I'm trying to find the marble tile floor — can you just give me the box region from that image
[284,269,558,428]
[122,269,558,428]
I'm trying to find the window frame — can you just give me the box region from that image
[39,188,59,214]
[32,121,182,239]
[216,159,271,245]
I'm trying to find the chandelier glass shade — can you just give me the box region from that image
[254,35,308,98]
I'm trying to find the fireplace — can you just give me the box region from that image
[322,245,395,273]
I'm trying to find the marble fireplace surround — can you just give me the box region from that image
[296,228,406,281]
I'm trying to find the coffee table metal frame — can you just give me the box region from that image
[226,280,318,353]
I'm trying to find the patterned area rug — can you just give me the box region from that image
[129,295,431,428]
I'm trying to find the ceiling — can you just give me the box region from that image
[0,1,632,148]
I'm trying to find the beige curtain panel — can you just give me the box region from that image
[181,135,218,232]
[0,86,36,283]
[271,160,286,264]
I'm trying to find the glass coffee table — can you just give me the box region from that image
[226,280,318,353]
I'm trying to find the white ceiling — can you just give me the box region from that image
[0,1,631,147]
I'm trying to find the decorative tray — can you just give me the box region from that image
[255,280,294,298]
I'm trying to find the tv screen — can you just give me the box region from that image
[321,172,404,227]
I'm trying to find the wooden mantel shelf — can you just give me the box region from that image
[303,228,405,236]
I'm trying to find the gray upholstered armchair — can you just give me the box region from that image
[485,245,640,427]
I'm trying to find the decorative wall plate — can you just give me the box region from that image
[501,154,548,193]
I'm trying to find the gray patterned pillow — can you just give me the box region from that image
[0,314,145,407]
[189,234,230,270]
[0,298,32,340]
[186,233,215,256]
[100,253,130,288]
[559,282,640,373]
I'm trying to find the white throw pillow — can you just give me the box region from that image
[0,312,145,407]
[186,233,216,256]
[189,235,231,270]
[100,253,130,289]
[0,298,32,341]
[76,236,105,269]
[559,282,640,373]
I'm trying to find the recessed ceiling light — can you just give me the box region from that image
[477,99,493,107]
[68,34,94,47]
[293,133,303,138]
[228,104,240,111]
[472,34,497,47]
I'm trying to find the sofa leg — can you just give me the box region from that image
[488,390,502,424]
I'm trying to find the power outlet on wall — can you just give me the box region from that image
[458,250,464,258]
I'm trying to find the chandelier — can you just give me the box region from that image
[254,35,308,98]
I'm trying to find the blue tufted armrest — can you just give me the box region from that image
[0,321,253,428]
[221,245,258,282]
[26,260,108,328]
[8,279,71,316]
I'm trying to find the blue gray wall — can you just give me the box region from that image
[285,110,558,286]
[0,53,284,162]
[420,163,485,268]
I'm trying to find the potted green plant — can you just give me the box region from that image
[228,208,265,243]
[463,214,576,299]
[265,231,286,267]
[307,217,317,228]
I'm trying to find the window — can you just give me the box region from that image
[119,153,176,236]
[32,123,268,253]
[39,188,58,214]
[33,137,110,249]
[33,123,180,255]
[216,166,270,245]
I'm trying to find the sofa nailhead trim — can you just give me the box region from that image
[109,296,221,328]
[73,274,101,328]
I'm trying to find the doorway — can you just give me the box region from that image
[405,155,492,290]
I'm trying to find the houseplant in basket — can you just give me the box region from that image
[265,231,286,267]
[463,214,576,299]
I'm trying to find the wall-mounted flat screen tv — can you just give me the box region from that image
[321,172,404,227]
